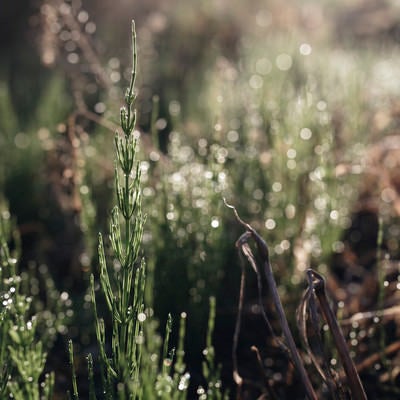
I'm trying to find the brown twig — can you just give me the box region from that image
[238,237,288,353]
[307,269,367,400]
[355,340,400,375]
[225,200,318,400]
[298,281,343,399]
[72,109,120,133]
[340,305,400,327]
[54,0,112,89]
[251,346,279,400]
[232,233,247,392]
[233,232,287,400]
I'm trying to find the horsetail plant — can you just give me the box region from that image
[67,19,230,399]
[68,340,79,400]
[88,20,147,399]
[200,297,228,400]
[0,207,55,400]
[81,20,199,399]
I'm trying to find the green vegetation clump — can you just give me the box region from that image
[0,203,69,399]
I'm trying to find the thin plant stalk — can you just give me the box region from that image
[90,19,146,398]
[307,269,367,400]
[69,340,79,400]
[298,277,343,399]
[225,200,318,400]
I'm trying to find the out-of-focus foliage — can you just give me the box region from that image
[2,0,400,398]
[0,201,72,399]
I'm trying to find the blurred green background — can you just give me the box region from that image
[2,0,400,398]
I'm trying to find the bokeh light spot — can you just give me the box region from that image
[276,53,292,71]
